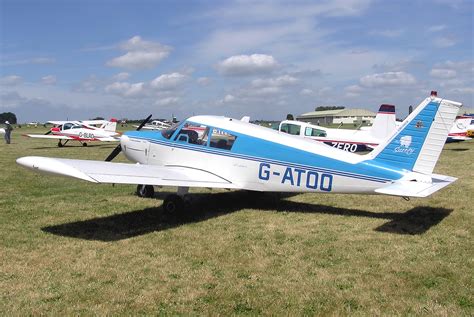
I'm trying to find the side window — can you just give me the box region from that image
[175,122,209,146]
[305,127,326,137]
[210,128,237,150]
[72,124,82,129]
[280,123,300,135]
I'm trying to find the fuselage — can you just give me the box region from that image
[119,116,409,194]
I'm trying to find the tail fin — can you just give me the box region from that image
[369,104,396,139]
[103,118,117,132]
[369,94,461,174]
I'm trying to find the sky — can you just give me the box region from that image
[0,0,473,123]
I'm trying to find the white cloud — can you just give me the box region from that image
[251,75,298,88]
[1,57,55,67]
[433,36,457,48]
[150,72,188,90]
[427,25,447,32]
[217,54,279,76]
[41,75,57,85]
[105,82,146,98]
[113,72,130,81]
[106,35,172,70]
[73,75,103,93]
[300,88,314,96]
[0,75,23,86]
[430,68,457,79]
[197,77,211,86]
[223,94,235,103]
[344,85,364,97]
[369,29,404,37]
[360,71,416,87]
[155,97,179,106]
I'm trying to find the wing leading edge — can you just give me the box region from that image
[16,156,238,189]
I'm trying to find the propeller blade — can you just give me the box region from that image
[104,114,151,162]
[105,144,122,162]
[136,114,152,131]
[45,130,52,135]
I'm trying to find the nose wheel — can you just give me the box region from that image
[136,184,155,198]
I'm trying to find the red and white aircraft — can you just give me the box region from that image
[24,119,120,147]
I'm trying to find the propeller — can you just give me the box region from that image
[44,130,52,135]
[105,114,152,162]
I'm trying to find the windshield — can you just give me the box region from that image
[161,121,181,139]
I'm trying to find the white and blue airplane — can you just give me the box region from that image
[17,93,461,213]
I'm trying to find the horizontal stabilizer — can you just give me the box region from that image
[16,156,238,189]
[374,174,457,198]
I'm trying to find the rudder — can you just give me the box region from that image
[369,93,461,174]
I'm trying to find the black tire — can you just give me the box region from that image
[82,142,88,147]
[136,184,154,198]
[58,141,63,148]
[163,194,184,214]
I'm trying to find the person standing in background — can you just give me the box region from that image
[4,121,13,144]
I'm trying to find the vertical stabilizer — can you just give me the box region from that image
[369,94,461,174]
[370,104,396,139]
[103,118,118,132]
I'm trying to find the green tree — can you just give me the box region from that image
[0,112,17,124]
[314,106,345,111]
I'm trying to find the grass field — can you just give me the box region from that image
[1,127,473,315]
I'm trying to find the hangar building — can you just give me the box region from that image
[296,108,377,125]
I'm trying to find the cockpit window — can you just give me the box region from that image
[161,122,181,139]
[72,124,82,129]
[280,123,301,135]
[175,122,210,146]
[209,128,237,150]
[63,123,74,130]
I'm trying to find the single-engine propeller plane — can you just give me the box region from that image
[24,118,120,147]
[17,93,461,213]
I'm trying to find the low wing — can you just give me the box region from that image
[96,137,120,142]
[374,174,457,198]
[24,134,74,140]
[16,156,239,189]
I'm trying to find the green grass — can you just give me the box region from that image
[1,127,473,315]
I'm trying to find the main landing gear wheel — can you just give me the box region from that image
[163,194,184,214]
[57,140,63,147]
[136,184,154,198]
[82,142,88,147]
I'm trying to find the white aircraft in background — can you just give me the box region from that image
[446,115,473,142]
[18,93,461,214]
[279,104,397,152]
[0,128,4,134]
[24,118,120,147]
[134,120,171,130]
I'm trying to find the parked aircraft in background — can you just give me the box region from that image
[18,93,461,213]
[134,120,171,130]
[27,122,40,127]
[279,104,397,152]
[24,119,120,147]
[446,115,473,142]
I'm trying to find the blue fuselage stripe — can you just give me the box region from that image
[129,135,390,184]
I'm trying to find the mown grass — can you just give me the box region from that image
[0,127,473,315]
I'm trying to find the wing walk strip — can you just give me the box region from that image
[132,136,390,183]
